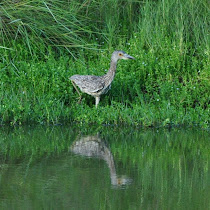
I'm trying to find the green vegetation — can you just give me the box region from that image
[0,0,209,127]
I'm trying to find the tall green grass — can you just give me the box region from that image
[1,0,209,52]
[0,0,209,127]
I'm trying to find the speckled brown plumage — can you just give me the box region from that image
[70,50,135,107]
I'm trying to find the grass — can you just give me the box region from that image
[0,0,209,127]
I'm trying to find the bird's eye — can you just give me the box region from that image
[119,53,122,56]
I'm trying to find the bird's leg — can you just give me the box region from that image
[95,96,100,108]
[71,81,82,103]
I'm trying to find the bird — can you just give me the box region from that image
[69,50,135,108]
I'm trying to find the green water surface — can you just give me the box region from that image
[0,126,209,210]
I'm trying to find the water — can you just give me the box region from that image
[0,125,209,210]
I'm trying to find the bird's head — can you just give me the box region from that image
[111,50,135,62]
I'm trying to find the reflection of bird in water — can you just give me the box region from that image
[70,135,132,186]
[70,51,135,108]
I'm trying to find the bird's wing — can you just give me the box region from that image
[70,75,105,93]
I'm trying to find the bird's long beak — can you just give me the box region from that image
[124,54,135,60]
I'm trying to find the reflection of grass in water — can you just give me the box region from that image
[0,125,209,163]
[110,128,210,209]
[0,126,209,209]
[0,126,210,209]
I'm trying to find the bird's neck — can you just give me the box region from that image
[103,59,117,84]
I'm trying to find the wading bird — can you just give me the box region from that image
[70,50,135,108]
